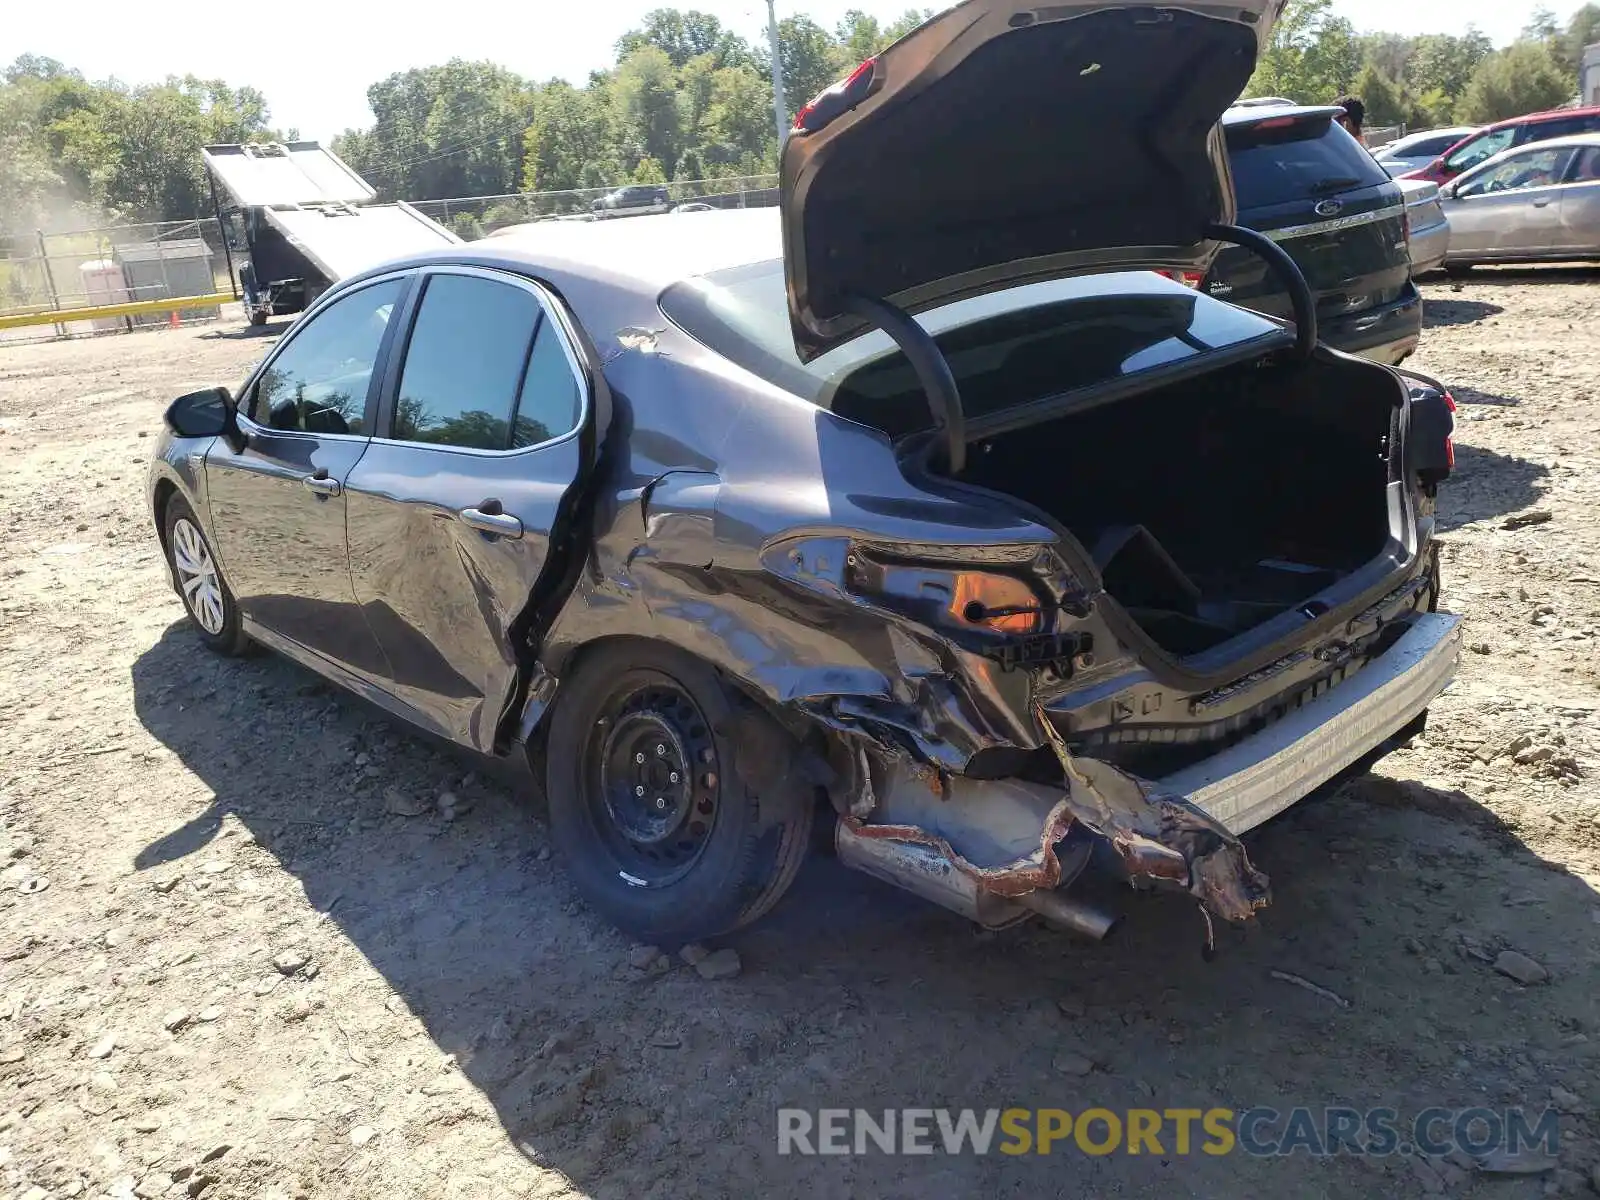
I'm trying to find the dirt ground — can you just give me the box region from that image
[2,272,1599,1200]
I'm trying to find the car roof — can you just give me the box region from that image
[1481,105,1600,131]
[1221,103,1341,127]
[452,209,783,295]
[1379,126,1479,151]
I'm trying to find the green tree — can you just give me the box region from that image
[766,16,847,118]
[632,155,668,184]
[613,46,683,174]
[1457,41,1572,123]
[701,65,775,168]
[1558,4,1600,76]
[340,61,534,201]
[1406,30,1494,103]
[677,52,719,145]
[674,147,705,187]
[836,8,932,63]
[1351,62,1405,127]
[617,9,754,70]
[1245,0,1360,101]
[1357,33,1415,83]
[519,81,617,192]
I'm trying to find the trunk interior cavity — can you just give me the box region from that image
[954,354,1402,657]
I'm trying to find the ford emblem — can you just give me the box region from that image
[1314,198,1343,217]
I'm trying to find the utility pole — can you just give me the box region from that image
[765,0,789,146]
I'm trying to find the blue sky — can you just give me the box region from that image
[2,0,1587,140]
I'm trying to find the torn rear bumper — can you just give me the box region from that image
[1162,611,1461,834]
[835,612,1461,935]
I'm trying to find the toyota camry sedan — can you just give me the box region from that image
[148,0,1461,954]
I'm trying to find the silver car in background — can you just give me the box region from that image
[1440,133,1600,272]
[1372,126,1481,177]
[1399,178,1450,274]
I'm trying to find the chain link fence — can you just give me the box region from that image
[1,174,781,335]
[410,174,781,240]
[0,218,236,334]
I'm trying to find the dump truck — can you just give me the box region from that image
[203,141,460,325]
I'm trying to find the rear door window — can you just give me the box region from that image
[1566,146,1600,182]
[389,271,583,452]
[1226,118,1390,207]
[1518,117,1592,142]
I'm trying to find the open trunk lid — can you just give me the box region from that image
[779,0,1284,362]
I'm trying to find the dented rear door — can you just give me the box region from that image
[342,266,607,751]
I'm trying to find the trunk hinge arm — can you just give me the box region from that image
[842,293,966,475]
[1205,222,1318,361]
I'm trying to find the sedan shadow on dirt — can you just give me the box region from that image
[128,622,1599,1198]
[1434,442,1549,533]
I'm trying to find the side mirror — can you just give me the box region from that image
[164,387,245,451]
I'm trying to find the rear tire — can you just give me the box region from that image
[546,641,814,944]
[162,496,249,656]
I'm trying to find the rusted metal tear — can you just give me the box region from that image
[839,793,1078,898]
[1034,704,1271,924]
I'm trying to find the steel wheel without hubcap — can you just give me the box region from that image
[585,677,719,887]
[171,517,225,635]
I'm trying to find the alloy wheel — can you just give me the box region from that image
[171,517,225,635]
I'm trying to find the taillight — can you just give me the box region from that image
[793,58,879,135]
[1157,269,1203,289]
[1442,390,1456,470]
[949,572,1044,635]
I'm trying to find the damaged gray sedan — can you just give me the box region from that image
[147,0,1461,954]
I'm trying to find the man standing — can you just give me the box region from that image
[1334,95,1366,144]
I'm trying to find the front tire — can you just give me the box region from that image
[1443,261,1473,279]
[546,642,814,944]
[162,497,249,655]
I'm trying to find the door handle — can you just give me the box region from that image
[458,501,523,539]
[302,471,341,498]
[1532,198,1551,207]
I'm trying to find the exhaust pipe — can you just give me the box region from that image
[836,819,1118,940]
[1016,887,1119,942]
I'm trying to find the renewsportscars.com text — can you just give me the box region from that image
[777,1106,1561,1158]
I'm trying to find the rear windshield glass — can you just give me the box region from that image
[660,264,1285,436]
[1226,115,1390,207]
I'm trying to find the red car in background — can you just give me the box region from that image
[1403,107,1600,185]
